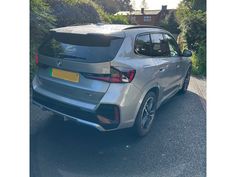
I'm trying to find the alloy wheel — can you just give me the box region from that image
[140,97,155,130]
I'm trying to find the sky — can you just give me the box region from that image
[131,0,181,10]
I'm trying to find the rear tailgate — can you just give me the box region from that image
[35,32,124,107]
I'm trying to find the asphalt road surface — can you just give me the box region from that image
[30,77,206,177]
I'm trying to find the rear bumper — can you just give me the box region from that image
[32,75,143,131]
[32,100,107,131]
[32,90,119,131]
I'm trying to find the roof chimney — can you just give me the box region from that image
[161,5,167,11]
[141,8,144,14]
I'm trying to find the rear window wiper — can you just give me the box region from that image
[57,54,86,60]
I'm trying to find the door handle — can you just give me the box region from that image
[143,65,151,68]
[176,64,180,68]
[159,68,166,72]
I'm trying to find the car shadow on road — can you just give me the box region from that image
[30,91,206,177]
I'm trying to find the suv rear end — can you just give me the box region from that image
[32,25,140,131]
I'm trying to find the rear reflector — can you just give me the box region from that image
[35,51,39,65]
[97,115,112,124]
[96,104,120,125]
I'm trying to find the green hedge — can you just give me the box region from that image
[176,1,206,76]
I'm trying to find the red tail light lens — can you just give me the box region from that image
[35,51,39,65]
[83,66,136,83]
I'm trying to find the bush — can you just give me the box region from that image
[46,0,111,26]
[108,15,129,24]
[183,11,206,51]
[30,0,56,41]
[192,41,206,75]
[176,1,206,76]
[30,0,56,81]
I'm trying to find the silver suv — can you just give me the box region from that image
[32,24,192,136]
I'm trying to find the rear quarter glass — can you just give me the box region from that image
[38,32,124,63]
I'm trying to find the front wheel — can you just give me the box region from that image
[134,92,157,137]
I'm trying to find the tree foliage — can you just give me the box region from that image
[108,15,129,24]
[30,0,56,43]
[94,0,132,14]
[159,11,180,35]
[182,0,206,11]
[176,0,206,76]
[30,0,56,80]
[46,0,111,27]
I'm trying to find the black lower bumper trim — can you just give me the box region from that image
[32,91,119,129]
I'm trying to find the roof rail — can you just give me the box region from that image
[124,25,165,30]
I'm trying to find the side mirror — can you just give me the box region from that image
[182,49,192,57]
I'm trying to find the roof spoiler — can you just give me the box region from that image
[124,25,165,30]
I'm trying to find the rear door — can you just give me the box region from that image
[150,33,180,99]
[163,33,183,84]
[36,32,124,106]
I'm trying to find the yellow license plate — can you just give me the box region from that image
[51,68,80,83]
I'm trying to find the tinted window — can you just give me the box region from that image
[150,33,170,57]
[134,34,151,56]
[163,34,180,57]
[38,32,124,63]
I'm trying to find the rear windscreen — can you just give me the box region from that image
[38,32,124,63]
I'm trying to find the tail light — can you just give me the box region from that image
[83,66,136,83]
[35,51,39,65]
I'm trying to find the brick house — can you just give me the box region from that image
[115,5,176,26]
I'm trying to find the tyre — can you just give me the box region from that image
[134,92,157,137]
[179,67,191,94]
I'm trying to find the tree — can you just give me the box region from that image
[94,0,133,14]
[116,0,133,11]
[30,0,56,80]
[141,0,148,9]
[192,0,206,11]
[176,0,206,75]
[30,0,56,43]
[160,11,180,35]
[46,0,110,27]
[182,0,206,11]
[131,0,136,10]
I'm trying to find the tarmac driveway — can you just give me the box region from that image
[30,77,206,177]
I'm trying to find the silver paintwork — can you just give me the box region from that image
[32,24,192,131]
